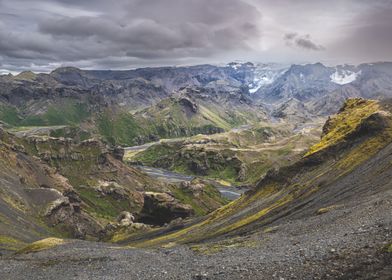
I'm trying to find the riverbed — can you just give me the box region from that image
[133,165,245,200]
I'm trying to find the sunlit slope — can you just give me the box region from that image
[124,98,392,247]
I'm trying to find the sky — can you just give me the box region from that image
[0,0,391,73]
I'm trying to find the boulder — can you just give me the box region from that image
[44,193,103,239]
[140,192,194,225]
[116,211,135,226]
[178,97,198,113]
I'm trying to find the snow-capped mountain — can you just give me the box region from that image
[225,62,289,94]
[248,63,288,93]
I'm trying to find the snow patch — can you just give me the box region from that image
[248,64,288,94]
[230,64,240,70]
[330,69,361,85]
[249,76,275,93]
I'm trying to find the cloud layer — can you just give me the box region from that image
[0,0,391,72]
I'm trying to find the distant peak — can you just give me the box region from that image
[51,66,82,74]
[14,71,37,81]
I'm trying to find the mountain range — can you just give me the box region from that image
[2,62,392,146]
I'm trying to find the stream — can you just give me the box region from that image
[133,165,245,201]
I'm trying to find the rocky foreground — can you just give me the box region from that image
[1,183,391,279]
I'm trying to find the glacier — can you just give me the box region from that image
[330,69,361,85]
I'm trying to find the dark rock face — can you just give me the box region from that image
[44,195,103,239]
[355,111,390,134]
[178,97,198,113]
[111,147,125,160]
[139,192,194,226]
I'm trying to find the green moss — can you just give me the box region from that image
[387,244,392,253]
[134,143,178,165]
[97,111,141,145]
[170,183,228,216]
[0,101,90,127]
[0,106,21,126]
[0,190,27,213]
[263,226,279,233]
[77,187,133,220]
[139,144,242,183]
[198,105,232,130]
[208,165,238,183]
[21,101,90,126]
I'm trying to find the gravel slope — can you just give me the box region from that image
[1,186,391,280]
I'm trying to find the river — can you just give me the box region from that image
[133,165,245,201]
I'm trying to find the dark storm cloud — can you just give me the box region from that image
[0,0,262,71]
[284,33,325,51]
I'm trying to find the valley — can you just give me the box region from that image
[132,165,244,201]
[0,62,392,279]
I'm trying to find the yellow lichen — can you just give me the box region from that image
[336,128,392,171]
[305,99,379,156]
[316,205,338,215]
[17,237,66,254]
[263,226,279,233]
[216,179,232,187]
[214,193,293,235]
[130,184,280,248]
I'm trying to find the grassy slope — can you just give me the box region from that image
[0,100,90,127]
[97,110,142,146]
[119,97,263,146]
[0,91,264,147]
[169,181,229,216]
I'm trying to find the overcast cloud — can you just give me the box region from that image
[0,0,391,73]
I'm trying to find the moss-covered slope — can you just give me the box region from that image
[0,127,230,251]
[122,98,392,247]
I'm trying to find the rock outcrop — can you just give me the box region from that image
[140,192,194,225]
